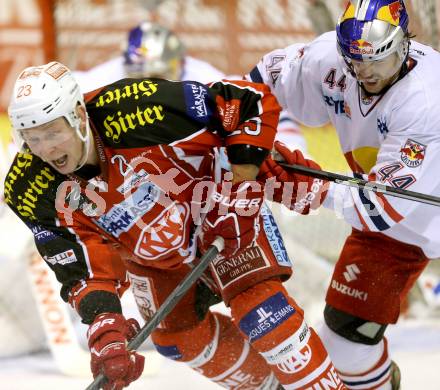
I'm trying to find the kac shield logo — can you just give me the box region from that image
[134,203,189,260]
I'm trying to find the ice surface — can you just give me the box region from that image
[0,318,439,390]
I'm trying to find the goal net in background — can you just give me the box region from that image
[0,0,439,360]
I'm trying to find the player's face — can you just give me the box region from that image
[350,52,402,94]
[20,117,84,174]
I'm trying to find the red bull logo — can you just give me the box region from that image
[349,39,374,55]
[340,2,355,23]
[400,139,426,167]
[377,1,403,26]
[389,1,403,21]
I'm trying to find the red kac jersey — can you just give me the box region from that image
[4,78,280,315]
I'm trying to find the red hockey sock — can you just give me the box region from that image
[152,311,278,388]
[230,279,347,389]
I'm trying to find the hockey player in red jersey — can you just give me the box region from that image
[5,62,346,389]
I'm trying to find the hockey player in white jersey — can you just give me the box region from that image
[251,0,440,388]
[73,22,224,92]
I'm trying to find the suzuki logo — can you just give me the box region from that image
[343,264,360,282]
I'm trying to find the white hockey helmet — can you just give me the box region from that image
[336,0,409,63]
[8,62,85,132]
[8,62,91,169]
[123,22,185,79]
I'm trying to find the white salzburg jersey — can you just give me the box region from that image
[249,31,440,259]
[73,55,225,93]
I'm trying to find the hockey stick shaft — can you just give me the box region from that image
[85,236,224,390]
[279,163,440,207]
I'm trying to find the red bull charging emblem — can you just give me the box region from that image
[400,139,426,167]
[388,1,403,23]
[377,1,403,26]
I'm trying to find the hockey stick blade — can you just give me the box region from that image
[279,163,440,207]
[85,236,225,390]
